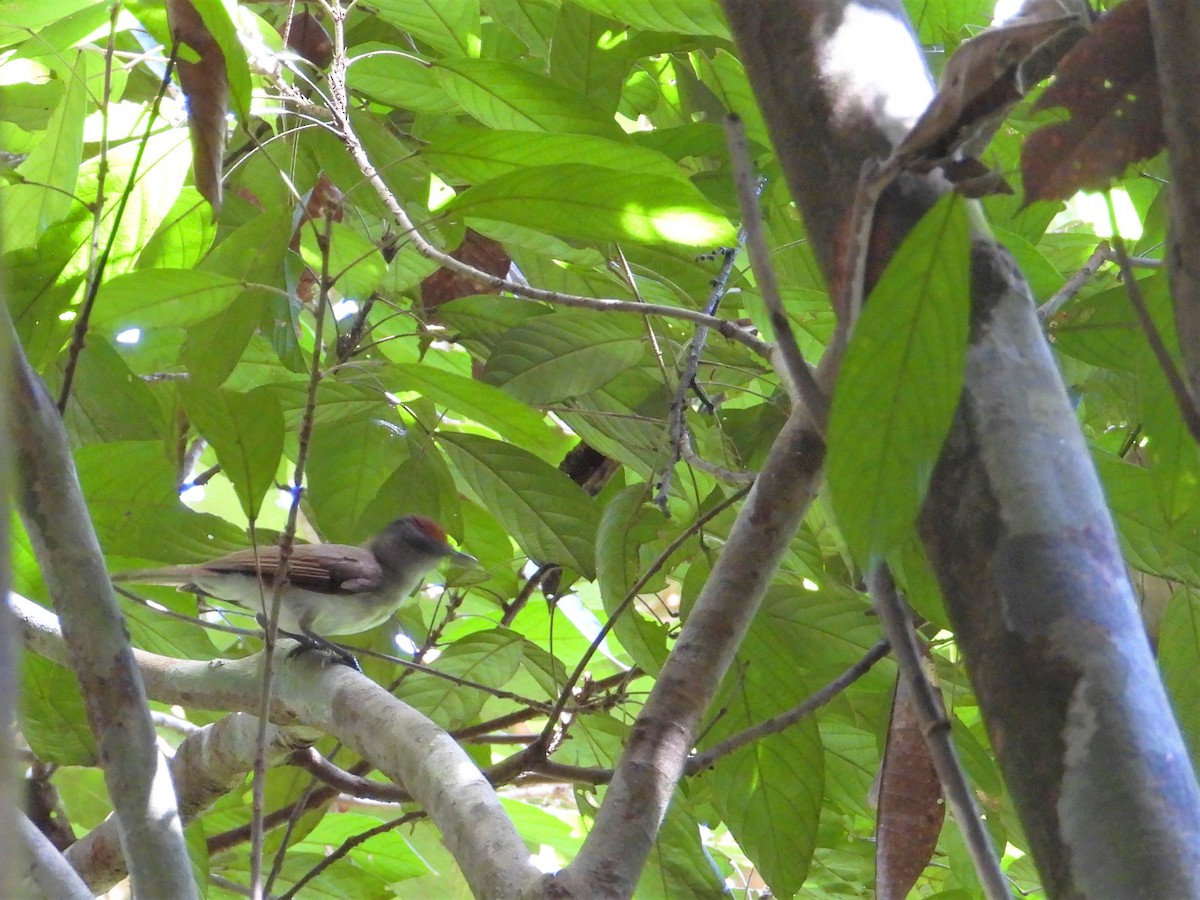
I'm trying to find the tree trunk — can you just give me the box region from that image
[724,0,1200,894]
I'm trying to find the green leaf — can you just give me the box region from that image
[568,0,728,38]
[53,336,164,445]
[1,50,87,249]
[636,802,729,899]
[182,288,271,388]
[596,487,670,674]
[21,653,98,766]
[436,58,620,137]
[121,601,220,660]
[291,813,431,882]
[90,269,247,332]
[181,384,284,520]
[827,194,971,564]
[390,363,570,457]
[453,163,735,247]
[706,679,824,897]
[136,187,218,270]
[484,311,646,406]
[422,128,687,185]
[1159,588,1200,766]
[75,441,249,563]
[305,414,409,543]
[361,443,464,541]
[439,433,599,576]
[550,3,629,111]
[396,629,524,729]
[348,43,457,113]
[372,0,480,55]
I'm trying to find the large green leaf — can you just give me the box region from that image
[21,654,97,766]
[595,486,671,674]
[347,43,457,113]
[181,384,284,520]
[47,336,164,445]
[549,2,629,110]
[90,269,246,332]
[1159,589,1200,766]
[422,128,686,185]
[298,221,387,301]
[704,618,826,896]
[396,629,525,729]
[1,50,87,249]
[439,433,599,576]
[483,311,646,406]
[390,362,570,457]
[76,441,249,563]
[372,0,480,55]
[305,414,410,543]
[636,802,729,899]
[453,163,736,247]
[569,0,728,38]
[826,194,971,564]
[436,57,619,137]
[290,813,431,883]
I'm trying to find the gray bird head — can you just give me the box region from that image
[370,516,476,585]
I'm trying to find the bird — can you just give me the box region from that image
[113,516,475,668]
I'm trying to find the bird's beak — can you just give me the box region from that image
[447,549,480,568]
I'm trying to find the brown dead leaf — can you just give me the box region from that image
[282,11,333,70]
[167,0,228,214]
[875,662,945,900]
[420,229,512,316]
[897,11,1090,172]
[1021,0,1161,205]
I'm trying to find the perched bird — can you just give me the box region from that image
[113,516,474,667]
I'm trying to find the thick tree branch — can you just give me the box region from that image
[11,594,541,899]
[17,812,93,900]
[0,280,19,900]
[1147,0,1200,400]
[4,311,198,899]
[65,713,320,893]
[549,374,832,897]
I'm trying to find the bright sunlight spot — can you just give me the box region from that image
[332,299,359,320]
[1054,188,1143,240]
[620,204,732,246]
[801,578,820,592]
[180,484,206,504]
[115,327,142,344]
[58,311,76,322]
[428,172,456,212]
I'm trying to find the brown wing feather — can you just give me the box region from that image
[202,543,381,594]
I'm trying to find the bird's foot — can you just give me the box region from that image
[257,617,362,672]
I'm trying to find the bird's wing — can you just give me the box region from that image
[200,543,382,594]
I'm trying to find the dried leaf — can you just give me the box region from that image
[876,664,945,900]
[167,0,228,214]
[897,10,1089,171]
[1021,0,1161,205]
[420,229,512,314]
[282,11,333,70]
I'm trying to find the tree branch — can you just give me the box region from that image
[4,310,198,899]
[549,358,834,897]
[11,593,541,899]
[1147,0,1200,400]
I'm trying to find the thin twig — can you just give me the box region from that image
[313,65,769,358]
[287,748,409,802]
[253,201,337,900]
[536,487,751,747]
[58,40,178,412]
[1106,198,1200,444]
[279,812,424,900]
[687,638,890,772]
[725,115,829,432]
[657,196,756,509]
[1037,242,1109,323]
[865,565,1007,900]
